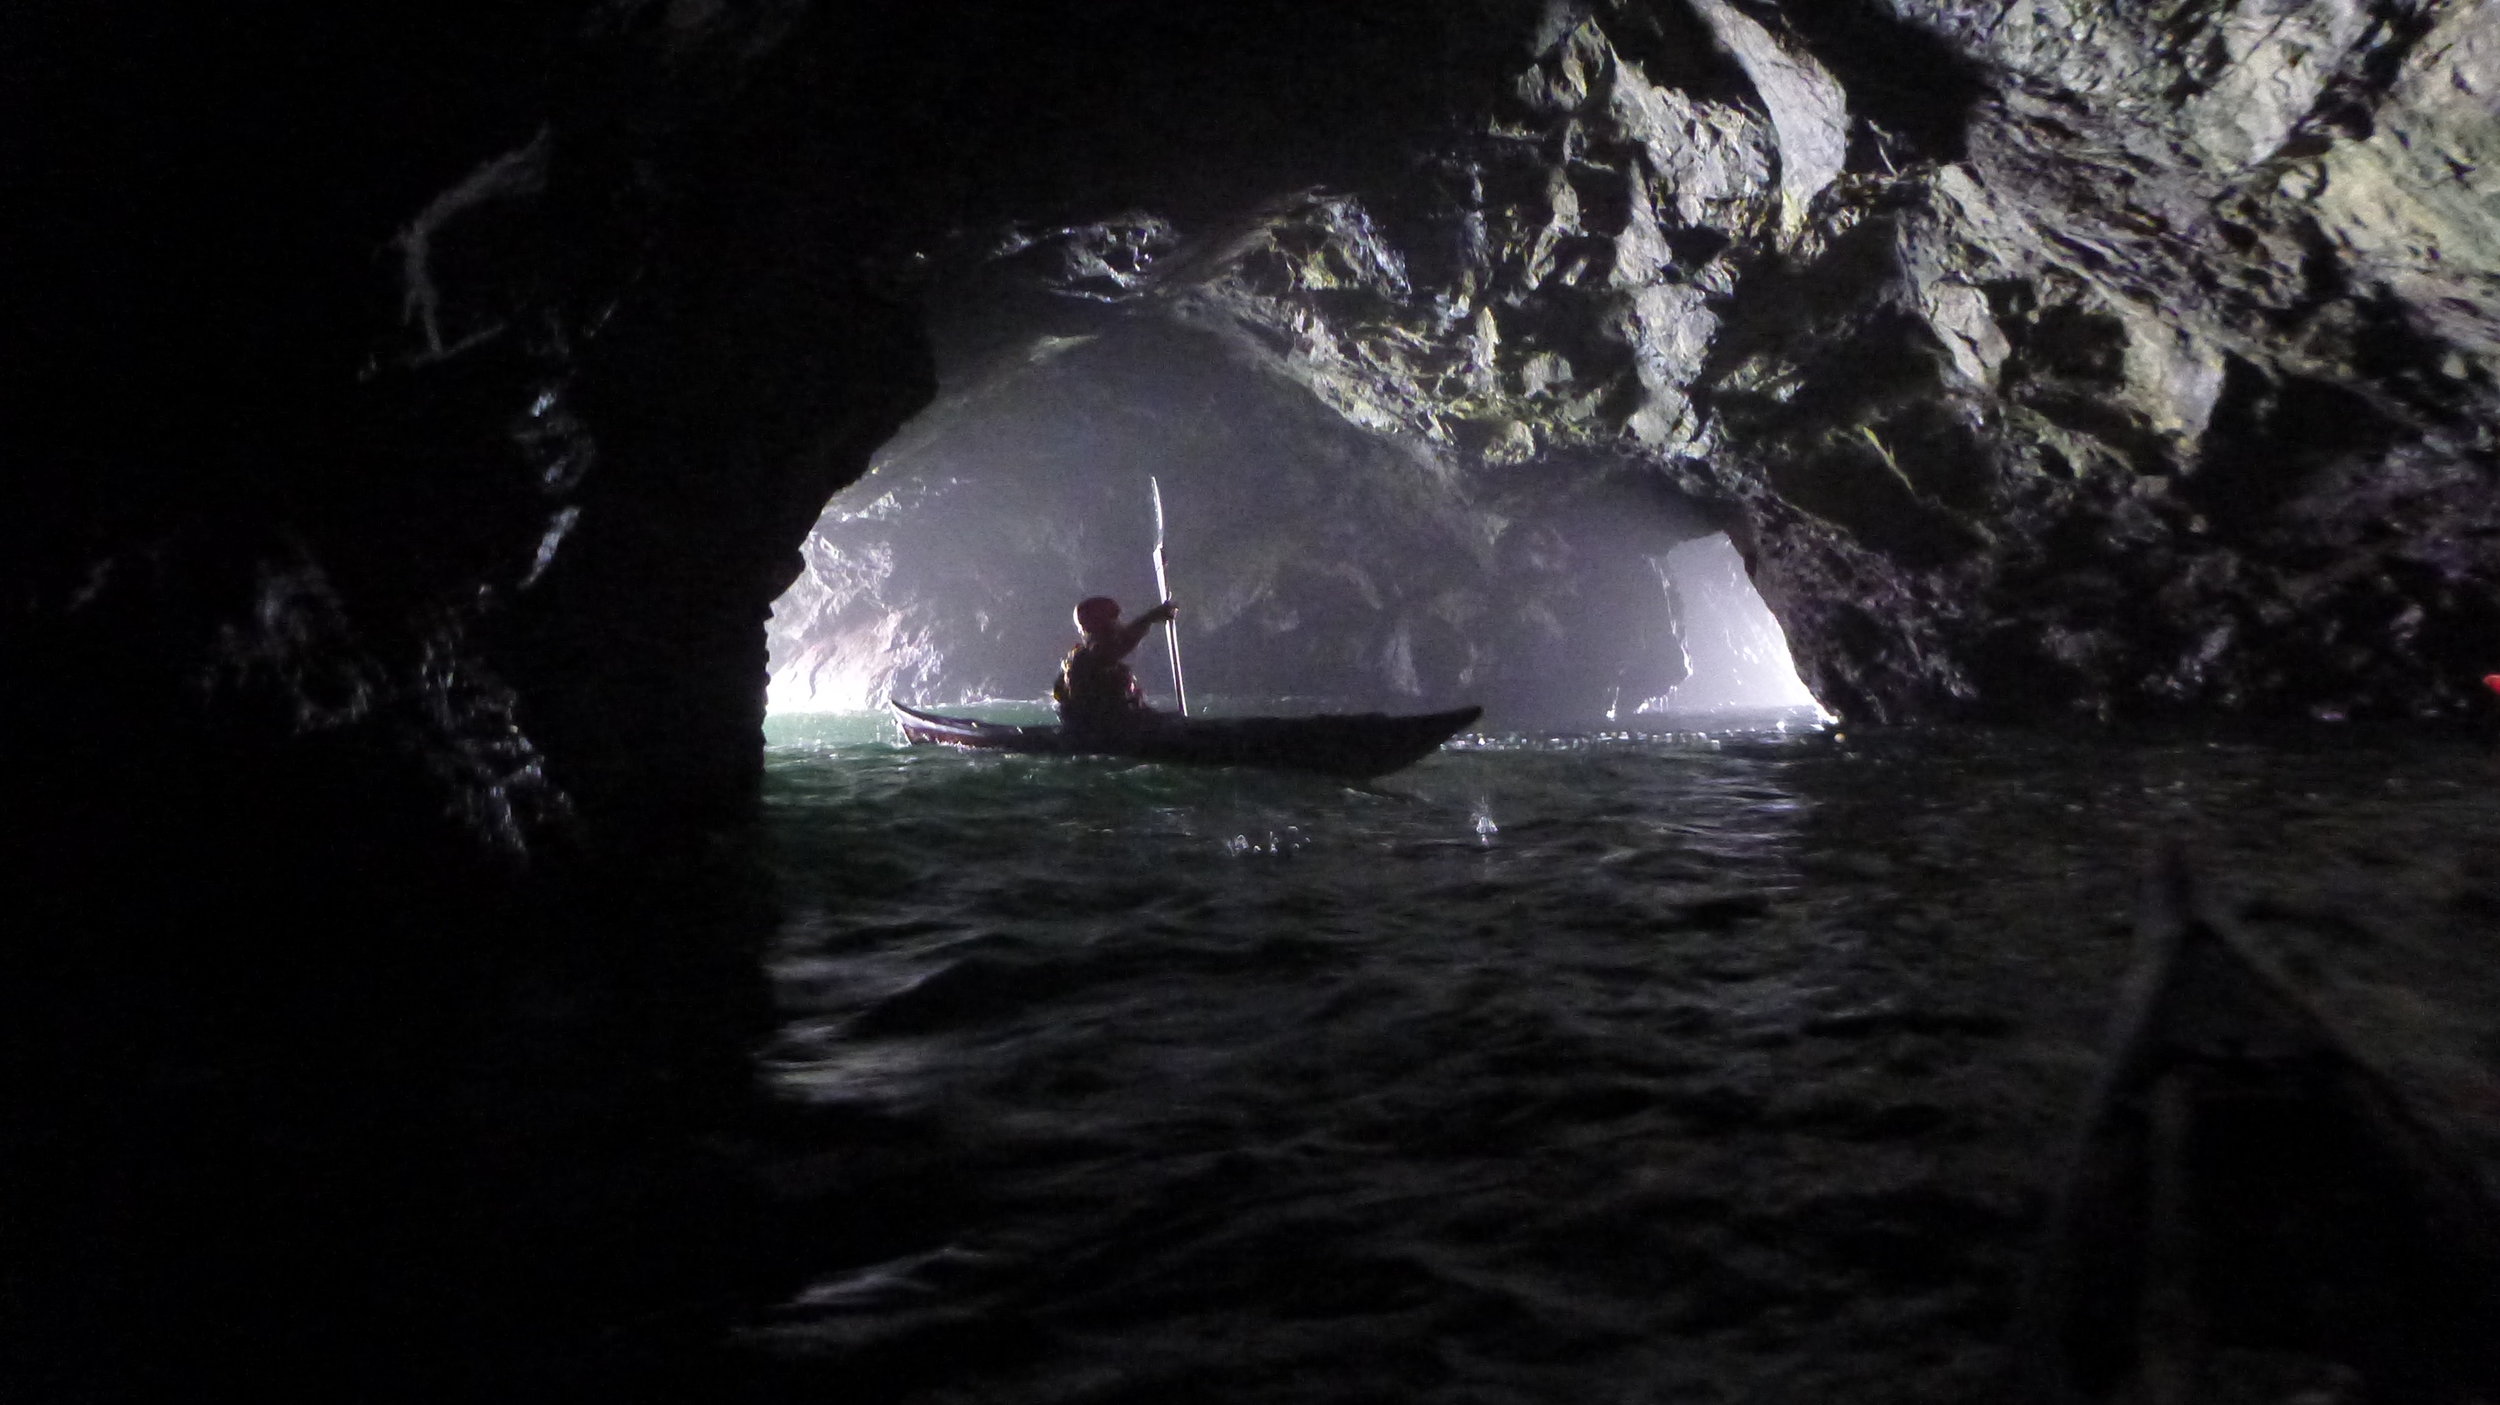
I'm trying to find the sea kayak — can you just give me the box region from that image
[889,700,1482,780]
[2019,850,2500,1403]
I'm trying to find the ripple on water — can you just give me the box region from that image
[755,713,2500,1402]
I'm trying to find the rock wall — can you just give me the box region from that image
[3,2,1546,1393]
[771,0,2500,731]
[1004,0,2500,723]
[1727,0,2500,719]
[4,6,938,1395]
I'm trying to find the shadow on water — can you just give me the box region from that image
[746,712,2500,1403]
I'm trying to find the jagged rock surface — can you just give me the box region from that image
[937,0,2500,723]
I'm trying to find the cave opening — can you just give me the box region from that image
[762,293,1820,732]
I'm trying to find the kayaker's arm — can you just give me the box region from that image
[1108,600,1177,660]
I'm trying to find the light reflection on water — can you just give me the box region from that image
[754,712,2500,1403]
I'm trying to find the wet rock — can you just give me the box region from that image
[935,0,2500,726]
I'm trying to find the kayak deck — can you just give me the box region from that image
[889,700,1481,780]
[2019,851,2500,1402]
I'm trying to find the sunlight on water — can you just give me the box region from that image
[765,643,906,714]
[760,710,912,749]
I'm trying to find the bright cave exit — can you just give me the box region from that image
[763,318,1819,731]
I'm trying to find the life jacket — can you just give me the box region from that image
[1053,640,1147,732]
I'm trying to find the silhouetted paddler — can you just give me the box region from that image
[1052,595,1177,737]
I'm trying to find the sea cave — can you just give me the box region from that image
[10,2,2500,1400]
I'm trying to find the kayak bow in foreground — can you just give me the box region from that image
[2019,850,2500,1403]
[889,700,1482,781]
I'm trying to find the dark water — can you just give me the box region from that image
[753,710,2500,1403]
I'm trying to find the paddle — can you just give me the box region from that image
[1151,475,1189,716]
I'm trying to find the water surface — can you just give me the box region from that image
[754,710,2500,1402]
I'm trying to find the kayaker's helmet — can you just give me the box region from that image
[1074,596,1122,637]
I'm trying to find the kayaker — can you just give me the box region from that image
[1054,595,1178,736]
